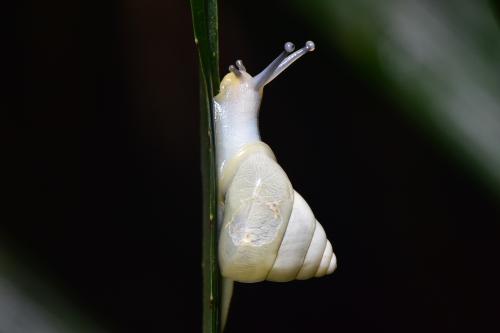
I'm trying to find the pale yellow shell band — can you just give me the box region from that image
[218,142,276,201]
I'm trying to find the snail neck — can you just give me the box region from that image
[213,96,262,178]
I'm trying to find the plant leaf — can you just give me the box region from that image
[189,0,221,332]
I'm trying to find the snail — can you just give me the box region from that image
[214,41,336,327]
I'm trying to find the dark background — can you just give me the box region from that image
[8,0,500,332]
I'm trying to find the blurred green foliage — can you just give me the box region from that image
[0,249,106,333]
[292,0,500,196]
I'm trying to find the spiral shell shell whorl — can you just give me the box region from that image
[218,142,336,283]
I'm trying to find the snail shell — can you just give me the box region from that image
[218,142,336,282]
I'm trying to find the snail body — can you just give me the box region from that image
[214,41,336,326]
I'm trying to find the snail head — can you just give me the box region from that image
[217,41,316,102]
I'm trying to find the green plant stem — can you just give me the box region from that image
[189,0,221,332]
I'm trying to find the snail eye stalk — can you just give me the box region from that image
[254,41,315,89]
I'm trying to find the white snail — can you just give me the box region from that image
[214,41,336,327]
